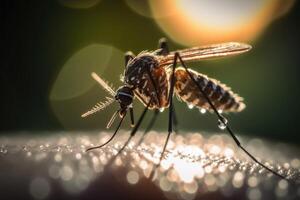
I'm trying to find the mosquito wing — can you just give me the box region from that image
[159,42,251,66]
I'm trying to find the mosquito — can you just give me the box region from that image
[82,38,288,181]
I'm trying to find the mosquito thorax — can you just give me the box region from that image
[125,54,159,85]
[115,86,134,110]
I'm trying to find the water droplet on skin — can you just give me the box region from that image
[159,108,165,112]
[0,146,8,154]
[200,108,206,114]
[218,117,228,130]
[188,104,194,109]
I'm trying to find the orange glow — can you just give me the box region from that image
[149,0,295,45]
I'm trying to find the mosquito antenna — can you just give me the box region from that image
[81,72,116,118]
[91,72,116,96]
[86,112,126,152]
[81,97,115,118]
[129,105,134,127]
[176,53,290,181]
[106,109,121,129]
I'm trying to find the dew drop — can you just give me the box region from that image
[188,104,194,109]
[126,170,139,184]
[159,108,165,112]
[200,108,206,114]
[0,146,8,154]
[218,117,228,130]
[30,177,50,199]
[75,153,82,160]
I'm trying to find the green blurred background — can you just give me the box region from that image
[1,0,300,145]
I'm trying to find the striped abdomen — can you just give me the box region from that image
[174,67,245,112]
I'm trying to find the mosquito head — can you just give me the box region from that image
[115,86,134,116]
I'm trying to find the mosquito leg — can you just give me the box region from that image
[136,108,178,148]
[149,53,178,180]
[157,38,169,56]
[106,99,152,167]
[176,52,289,181]
[129,106,135,127]
[86,112,126,152]
[173,107,179,134]
[136,109,159,147]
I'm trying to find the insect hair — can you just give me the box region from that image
[91,72,116,97]
[81,97,115,118]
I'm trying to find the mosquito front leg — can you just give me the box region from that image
[86,111,126,152]
[106,99,152,167]
[124,51,136,126]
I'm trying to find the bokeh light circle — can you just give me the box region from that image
[50,44,124,129]
[50,44,116,101]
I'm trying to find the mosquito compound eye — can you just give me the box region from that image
[118,93,133,106]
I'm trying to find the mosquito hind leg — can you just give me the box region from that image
[176,52,289,181]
